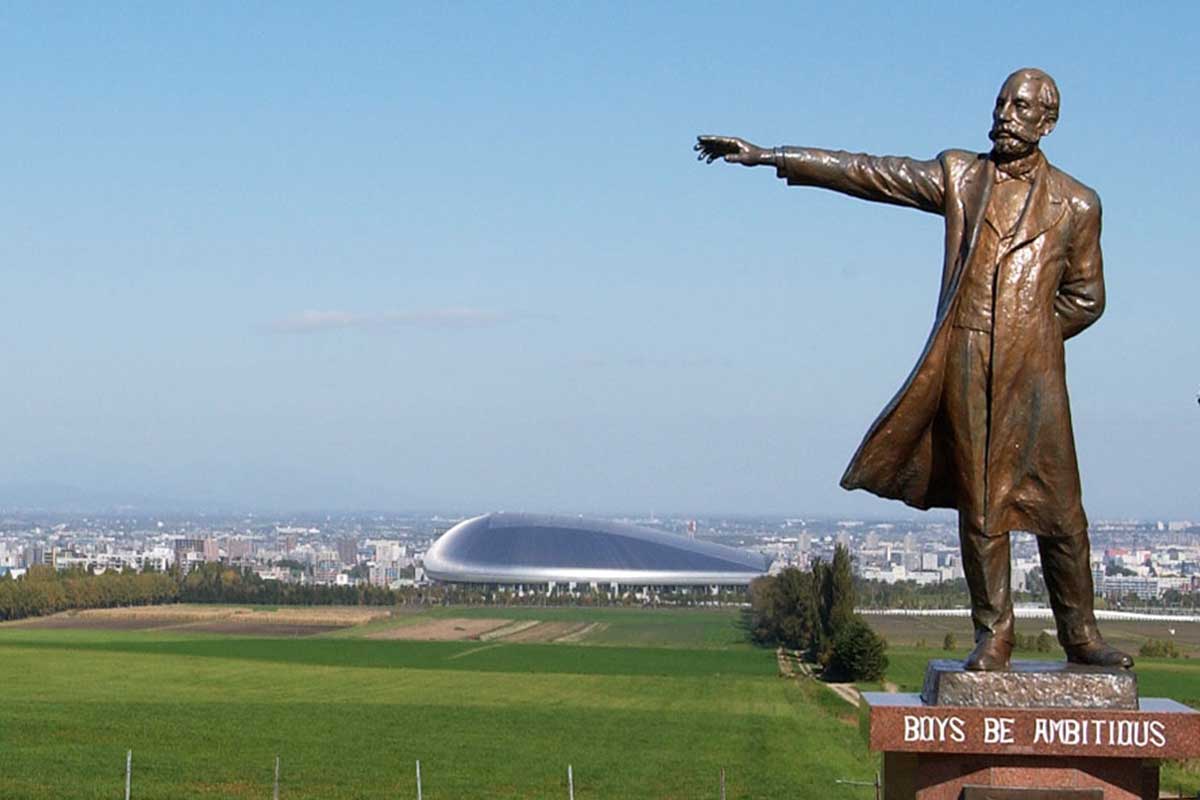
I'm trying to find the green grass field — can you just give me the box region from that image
[0,607,870,799]
[6,605,1200,798]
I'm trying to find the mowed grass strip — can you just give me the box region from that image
[0,629,872,800]
[406,606,756,650]
[0,629,769,678]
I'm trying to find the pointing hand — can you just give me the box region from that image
[694,135,771,166]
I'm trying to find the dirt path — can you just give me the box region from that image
[776,648,861,707]
[826,682,862,707]
[555,622,605,643]
[502,621,589,643]
[479,620,541,641]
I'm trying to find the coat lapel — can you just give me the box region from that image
[941,156,993,307]
[1007,158,1067,253]
[961,156,993,238]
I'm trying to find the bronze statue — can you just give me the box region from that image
[697,68,1132,671]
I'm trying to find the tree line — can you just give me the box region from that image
[0,565,178,621]
[748,544,888,681]
[0,562,751,622]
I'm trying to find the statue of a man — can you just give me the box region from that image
[697,68,1132,671]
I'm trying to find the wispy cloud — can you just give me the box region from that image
[266,308,517,334]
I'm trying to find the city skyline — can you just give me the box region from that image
[5,3,1198,518]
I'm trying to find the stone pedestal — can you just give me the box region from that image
[864,661,1200,800]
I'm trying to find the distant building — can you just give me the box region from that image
[224,538,253,561]
[173,537,204,566]
[424,512,770,588]
[1101,574,1158,601]
[336,537,358,566]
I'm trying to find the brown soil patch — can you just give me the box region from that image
[366,618,512,641]
[501,621,588,643]
[11,605,392,632]
[175,622,346,637]
[225,607,391,626]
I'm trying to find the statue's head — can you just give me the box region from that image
[989,68,1059,161]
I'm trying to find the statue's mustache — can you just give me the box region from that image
[989,125,1035,143]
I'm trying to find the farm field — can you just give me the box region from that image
[6,604,1200,797]
[0,605,870,799]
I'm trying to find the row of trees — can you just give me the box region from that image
[749,544,888,681]
[0,563,420,622]
[0,565,179,621]
[0,561,751,622]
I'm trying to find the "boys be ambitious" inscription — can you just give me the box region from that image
[903,713,1168,749]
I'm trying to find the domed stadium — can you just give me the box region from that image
[424,512,771,587]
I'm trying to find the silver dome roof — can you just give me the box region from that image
[424,512,770,585]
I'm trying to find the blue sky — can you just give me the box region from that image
[3,2,1197,517]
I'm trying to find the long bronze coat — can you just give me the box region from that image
[776,148,1105,538]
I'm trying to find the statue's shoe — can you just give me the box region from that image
[1065,640,1134,669]
[964,636,1012,671]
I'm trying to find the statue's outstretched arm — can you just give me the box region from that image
[696,136,946,215]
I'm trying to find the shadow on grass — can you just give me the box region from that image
[735,608,759,644]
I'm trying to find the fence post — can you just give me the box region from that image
[125,750,131,800]
[568,764,574,800]
[416,760,423,800]
[720,767,726,800]
[273,755,280,800]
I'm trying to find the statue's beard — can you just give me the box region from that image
[990,127,1037,160]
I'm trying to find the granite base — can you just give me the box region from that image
[864,661,1200,800]
[881,751,1157,800]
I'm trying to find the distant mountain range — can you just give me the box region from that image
[0,482,182,512]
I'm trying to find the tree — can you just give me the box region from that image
[1024,567,1047,599]
[1035,630,1054,653]
[776,568,820,653]
[942,632,956,651]
[826,617,888,682]
[828,544,856,634]
[748,569,821,653]
[748,575,781,645]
